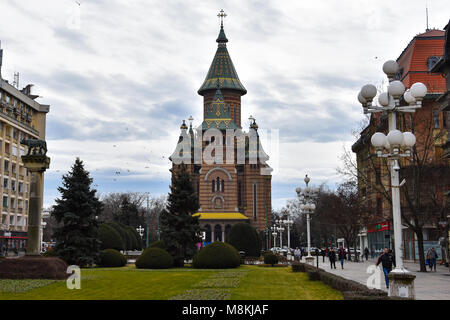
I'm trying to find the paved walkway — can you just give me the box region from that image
[311,257,450,300]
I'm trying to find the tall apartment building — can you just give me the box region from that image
[0,48,49,252]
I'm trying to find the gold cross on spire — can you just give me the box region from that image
[217,9,227,27]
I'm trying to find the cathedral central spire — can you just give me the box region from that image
[198,11,246,96]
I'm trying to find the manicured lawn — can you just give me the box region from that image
[0,265,343,300]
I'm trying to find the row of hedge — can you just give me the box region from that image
[291,262,406,300]
[98,222,143,251]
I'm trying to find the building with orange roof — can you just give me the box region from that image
[352,28,449,262]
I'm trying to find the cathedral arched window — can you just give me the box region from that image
[212,180,215,192]
[216,177,220,191]
[221,179,225,192]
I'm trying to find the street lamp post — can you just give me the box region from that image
[284,217,294,251]
[357,60,426,298]
[296,174,319,266]
[277,220,285,249]
[145,193,150,247]
[271,226,278,248]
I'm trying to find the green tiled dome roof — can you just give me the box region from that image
[198,26,247,96]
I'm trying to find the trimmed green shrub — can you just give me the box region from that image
[307,270,321,281]
[193,242,240,269]
[105,222,128,249]
[291,261,305,272]
[98,224,125,251]
[226,223,260,257]
[125,226,142,250]
[148,240,166,249]
[135,247,173,269]
[98,249,127,267]
[263,252,279,266]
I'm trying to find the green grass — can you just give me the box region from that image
[0,265,343,300]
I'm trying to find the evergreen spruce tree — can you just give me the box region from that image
[52,158,103,267]
[160,164,201,267]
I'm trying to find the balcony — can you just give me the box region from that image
[0,105,39,136]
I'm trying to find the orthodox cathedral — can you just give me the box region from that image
[170,12,272,245]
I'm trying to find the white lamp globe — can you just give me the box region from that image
[304,187,310,194]
[300,204,306,211]
[310,203,316,210]
[384,140,391,150]
[402,132,416,147]
[361,84,377,101]
[358,91,367,105]
[382,60,399,77]
[304,175,310,184]
[388,80,405,99]
[371,132,387,148]
[387,130,404,147]
[378,92,390,107]
[295,187,301,194]
[410,82,427,100]
[403,90,416,105]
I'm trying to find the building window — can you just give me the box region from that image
[253,183,257,221]
[11,180,15,191]
[394,68,404,80]
[427,56,439,71]
[238,182,242,206]
[3,178,8,189]
[212,179,215,192]
[443,111,449,129]
[4,160,9,171]
[18,182,23,193]
[433,109,440,129]
[3,196,8,208]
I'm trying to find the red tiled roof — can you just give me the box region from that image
[397,29,446,93]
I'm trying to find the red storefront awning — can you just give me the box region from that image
[0,236,28,239]
[367,221,390,233]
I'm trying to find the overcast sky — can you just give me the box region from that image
[0,0,448,210]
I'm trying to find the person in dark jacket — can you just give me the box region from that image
[364,247,369,261]
[322,247,327,263]
[338,245,346,269]
[328,248,337,269]
[376,247,396,289]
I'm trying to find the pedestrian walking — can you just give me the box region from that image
[322,247,326,263]
[427,247,438,272]
[328,248,337,269]
[338,245,346,269]
[364,247,369,261]
[376,247,396,289]
[294,247,301,261]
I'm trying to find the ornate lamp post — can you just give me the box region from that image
[357,60,427,298]
[296,174,319,266]
[271,226,278,248]
[277,219,285,249]
[136,225,144,238]
[283,216,294,251]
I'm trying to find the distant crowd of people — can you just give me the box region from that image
[291,244,441,289]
